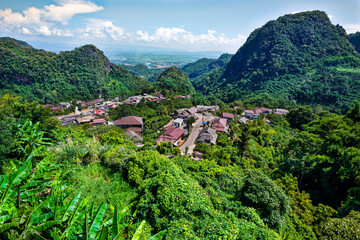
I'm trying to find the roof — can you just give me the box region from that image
[198,127,218,145]
[52,106,63,112]
[222,112,234,119]
[126,127,142,134]
[91,119,106,124]
[76,116,94,124]
[173,118,184,124]
[213,118,227,127]
[239,117,250,124]
[43,104,52,108]
[187,106,197,115]
[95,109,106,115]
[157,126,186,143]
[114,116,143,126]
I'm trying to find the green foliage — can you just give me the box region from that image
[182,53,233,79]
[349,31,360,53]
[0,41,150,103]
[240,170,291,228]
[154,66,195,95]
[192,11,360,110]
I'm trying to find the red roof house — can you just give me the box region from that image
[114,116,143,134]
[157,125,186,146]
[90,118,107,126]
[222,112,234,120]
[95,109,106,116]
[212,118,227,132]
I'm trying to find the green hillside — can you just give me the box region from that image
[182,53,233,78]
[193,11,360,111]
[0,40,150,103]
[154,66,195,95]
[349,32,360,53]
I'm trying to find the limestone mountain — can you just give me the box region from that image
[154,66,195,95]
[349,32,360,53]
[0,39,150,103]
[193,11,360,110]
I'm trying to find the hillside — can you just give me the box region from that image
[154,66,195,95]
[193,11,360,110]
[0,39,150,103]
[182,53,233,78]
[349,32,360,53]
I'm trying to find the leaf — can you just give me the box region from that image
[32,212,54,224]
[112,205,118,240]
[99,226,109,240]
[50,230,61,240]
[0,222,17,233]
[35,220,60,232]
[89,202,107,240]
[33,232,48,240]
[62,191,81,222]
[149,230,167,240]
[0,214,11,224]
[131,220,145,240]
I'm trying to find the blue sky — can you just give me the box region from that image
[0,0,359,53]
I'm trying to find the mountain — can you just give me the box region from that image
[349,32,360,53]
[121,63,161,80]
[0,37,33,48]
[154,66,195,95]
[193,11,360,110]
[182,53,233,78]
[0,39,150,103]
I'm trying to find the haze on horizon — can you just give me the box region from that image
[0,0,359,54]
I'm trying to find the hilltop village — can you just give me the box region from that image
[45,93,288,159]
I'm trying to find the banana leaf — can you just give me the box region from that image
[89,202,107,240]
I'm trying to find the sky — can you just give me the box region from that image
[0,0,359,54]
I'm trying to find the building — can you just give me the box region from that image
[244,108,272,119]
[59,102,71,108]
[90,118,107,126]
[212,118,227,133]
[222,112,234,121]
[172,118,184,128]
[114,116,143,134]
[197,127,218,145]
[76,116,94,124]
[274,108,289,115]
[95,109,106,116]
[157,125,186,146]
[239,117,250,124]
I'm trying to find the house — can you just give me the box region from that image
[244,108,272,119]
[76,100,85,105]
[90,118,107,126]
[212,118,227,133]
[187,106,197,115]
[43,104,52,108]
[52,106,63,112]
[59,102,71,108]
[197,127,218,145]
[157,125,186,146]
[222,112,234,121]
[274,108,289,115]
[239,117,250,124]
[114,116,143,134]
[76,116,94,124]
[154,92,163,98]
[197,105,219,112]
[95,109,106,116]
[172,118,184,128]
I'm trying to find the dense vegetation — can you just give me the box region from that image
[182,53,233,79]
[0,40,150,103]
[192,11,360,111]
[1,94,360,239]
[121,63,161,82]
[154,66,195,96]
[349,32,360,53]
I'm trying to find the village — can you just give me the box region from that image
[44,93,288,160]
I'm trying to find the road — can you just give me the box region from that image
[179,113,212,155]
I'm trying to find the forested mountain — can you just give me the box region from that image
[121,63,161,80]
[349,32,360,53]
[193,11,360,111]
[182,53,233,78]
[0,37,33,48]
[0,39,150,103]
[154,66,195,95]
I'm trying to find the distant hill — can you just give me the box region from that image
[0,39,150,103]
[121,63,161,81]
[193,11,360,110]
[349,32,360,53]
[182,53,233,79]
[154,66,195,95]
[0,37,33,48]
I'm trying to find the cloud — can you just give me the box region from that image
[0,0,103,37]
[78,19,131,40]
[136,27,246,51]
[343,24,360,34]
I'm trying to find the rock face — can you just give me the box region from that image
[193,11,360,109]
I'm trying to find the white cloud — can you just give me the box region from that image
[0,0,103,37]
[78,19,131,40]
[136,27,246,51]
[343,24,360,34]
